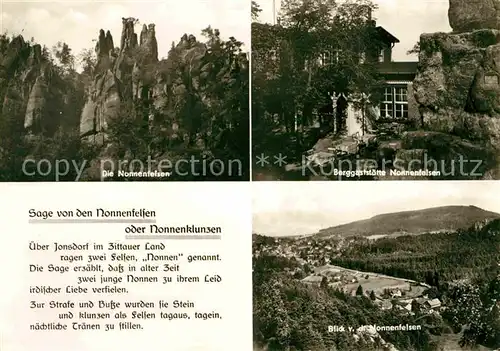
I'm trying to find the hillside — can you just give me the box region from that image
[253,218,500,350]
[253,254,437,351]
[0,19,249,181]
[316,205,500,238]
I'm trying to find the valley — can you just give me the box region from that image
[253,206,500,351]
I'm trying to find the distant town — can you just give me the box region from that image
[254,235,442,316]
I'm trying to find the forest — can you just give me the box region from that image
[253,254,442,351]
[331,219,500,284]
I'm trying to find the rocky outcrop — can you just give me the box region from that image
[95,29,115,74]
[414,30,500,113]
[120,17,138,52]
[0,35,80,136]
[354,325,399,351]
[81,19,132,139]
[400,131,495,176]
[24,73,48,133]
[79,18,235,147]
[412,17,500,178]
[448,0,500,32]
[0,17,248,181]
[79,69,120,139]
[155,34,208,105]
[80,26,122,139]
[139,24,158,62]
[80,17,161,139]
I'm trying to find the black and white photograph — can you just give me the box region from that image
[253,181,500,350]
[0,0,250,181]
[252,0,500,181]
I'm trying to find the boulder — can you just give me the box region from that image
[400,131,495,178]
[448,0,500,32]
[394,149,426,171]
[413,29,500,173]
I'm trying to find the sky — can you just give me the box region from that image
[254,0,451,61]
[0,0,250,61]
[253,181,500,237]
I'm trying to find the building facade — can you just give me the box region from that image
[345,27,419,136]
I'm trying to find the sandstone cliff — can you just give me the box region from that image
[0,19,249,181]
[448,0,500,32]
[405,1,500,178]
[0,36,82,137]
[79,19,211,145]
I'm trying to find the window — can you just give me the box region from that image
[319,49,342,66]
[379,50,384,63]
[320,51,332,66]
[380,86,408,119]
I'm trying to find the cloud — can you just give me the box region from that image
[1,0,249,58]
[64,9,89,23]
[2,6,51,37]
[252,182,500,236]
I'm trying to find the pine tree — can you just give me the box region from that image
[320,276,328,289]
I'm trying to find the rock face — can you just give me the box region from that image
[413,13,500,177]
[80,17,159,140]
[140,24,158,62]
[448,0,500,32]
[24,73,48,132]
[414,30,500,114]
[78,18,224,153]
[0,36,81,136]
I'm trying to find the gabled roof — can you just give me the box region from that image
[376,26,400,44]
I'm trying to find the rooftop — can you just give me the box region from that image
[377,61,418,74]
[375,26,400,44]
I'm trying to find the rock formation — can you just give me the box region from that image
[0,16,248,180]
[140,24,158,62]
[0,36,80,137]
[24,72,48,133]
[94,29,115,74]
[79,17,160,142]
[410,3,500,178]
[448,0,500,32]
[0,18,216,146]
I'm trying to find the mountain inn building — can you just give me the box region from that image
[316,12,419,136]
